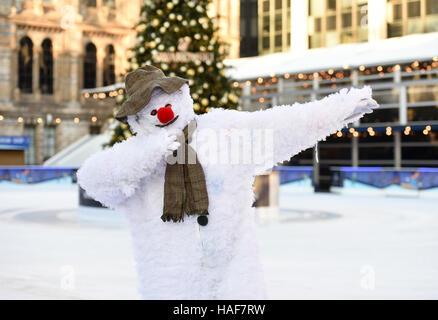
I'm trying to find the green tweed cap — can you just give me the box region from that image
[115,65,188,124]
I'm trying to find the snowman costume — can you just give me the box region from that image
[77,66,378,299]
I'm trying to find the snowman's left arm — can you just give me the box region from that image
[199,86,378,173]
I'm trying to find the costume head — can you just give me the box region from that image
[115,65,196,136]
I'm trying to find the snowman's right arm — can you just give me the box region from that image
[77,133,178,209]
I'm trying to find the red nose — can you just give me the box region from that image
[157,105,174,124]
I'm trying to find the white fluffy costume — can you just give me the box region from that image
[77,66,378,299]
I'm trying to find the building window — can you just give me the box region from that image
[83,42,97,89]
[426,0,438,14]
[408,1,421,17]
[103,0,115,9]
[326,15,336,30]
[86,0,96,7]
[259,0,291,55]
[18,36,33,93]
[327,0,336,10]
[24,126,35,165]
[39,39,53,94]
[342,12,352,27]
[240,0,259,57]
[43,126,56,161]
[263,0,269,12]
[103,45,115,86]
[308,0,368,49]
[388,0,438,37]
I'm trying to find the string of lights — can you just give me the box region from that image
[5,57,436,126]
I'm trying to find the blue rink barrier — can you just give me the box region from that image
[335,167,438,191]
[0,166,78,184]
[272,166,313,185]
[273,166,438,191]
[1,166,438,191]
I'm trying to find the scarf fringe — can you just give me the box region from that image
[161,211,209,223]
[160,213,184,223]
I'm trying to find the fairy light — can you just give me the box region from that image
[377,66,383,72]
[118,89,123,94]
[17,117,23,123]
[353,131,359,137]
[386,126,392,136]
[433,56,438,62]
[84,92,90,98]
[55,118,61,124]
[259,97,265,103]
[74,117,80,123]
[349,127,355,133]
[343,65,349,70]
[284,73,290,79]
[359,65,365,71]
[0,115,3,121]
[91,116,97,123]
[37,117,43,124]
[336,131,343,137]
[423,129,429,135]
[426,125,431,131]
[257,77,263,84]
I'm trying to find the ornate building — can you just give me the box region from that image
[0,0,141,165]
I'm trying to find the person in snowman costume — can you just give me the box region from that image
[77,65,378,299]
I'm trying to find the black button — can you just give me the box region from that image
[197,215,208,226]
[173,150,177,157]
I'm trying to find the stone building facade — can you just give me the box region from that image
[0,0,139,164]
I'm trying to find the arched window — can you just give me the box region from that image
[83,42,97,89]
[103,45,115,86]
[39,39,53,94]
[18,36,33,93]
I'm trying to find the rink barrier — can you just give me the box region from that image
[0,166,77,184]
[1,166,438,191]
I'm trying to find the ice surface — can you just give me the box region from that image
[0,184,437,299]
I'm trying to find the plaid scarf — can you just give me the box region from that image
[161,120,209,222]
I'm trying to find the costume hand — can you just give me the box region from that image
[164,134,181,157]
[344,98,379,122]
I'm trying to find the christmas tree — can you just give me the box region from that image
[107,0,239,147]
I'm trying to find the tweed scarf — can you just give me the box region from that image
[161,120,209,222]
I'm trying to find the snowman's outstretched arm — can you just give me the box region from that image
[77,132,179,209]
[200,86,377,173]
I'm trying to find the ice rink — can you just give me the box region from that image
[0,183,437,299]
